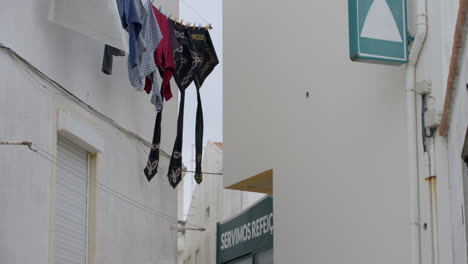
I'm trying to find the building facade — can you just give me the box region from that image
[224,0,468,264]
[178,142,265,264]
[0,0,181,263]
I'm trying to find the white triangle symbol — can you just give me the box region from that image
[360,0,403,43]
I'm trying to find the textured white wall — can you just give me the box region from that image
[223,0,281,188]
[224,0,468,263]
[224,0,416,263]
[0,0,180,263]
[446,15,468,263]
[413,0,454,263]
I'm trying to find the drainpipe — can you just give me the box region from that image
[406,0,427,263]
[429,141,439,264]
[423,151,434,264]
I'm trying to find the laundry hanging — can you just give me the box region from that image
[117,0,144,68]
[139,8,218,187]
[188,27,219,184]
[144,7,177,101]
[143,7,179,182]
[48,0,217,187]
[125,0,164,112]
[162,21,218,188]
[165,19,202,188]
[73,0,218,187]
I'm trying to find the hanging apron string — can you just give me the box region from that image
[144,86,164,181]
[167,89,185,187]
[166,20,201,188]
[194,86,204,183]
[190,28,219,184]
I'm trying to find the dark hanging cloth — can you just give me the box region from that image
[166,20,202,188]
[144,86,163,181]
[143,8,178,182]
[188,27,219,184]
[143,15,182,182]
[102,45,126,75]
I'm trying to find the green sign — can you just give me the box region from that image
[348,0,408,65]
[217,197,273,263]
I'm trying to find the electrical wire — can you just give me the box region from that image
[183,170,222,176]
[152,0,212,28]
[0,43,223,176]
[29,143,204,230]
[0,43,170,158]
[180,0,210,25]
[136,141,223,176]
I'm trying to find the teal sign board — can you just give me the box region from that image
[217,197,273,263]
[348,0,408,65]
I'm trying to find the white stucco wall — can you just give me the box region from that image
[224,0,468,263]
[222,0,468,263]
[0,0,180,263]
[445,17,468,263]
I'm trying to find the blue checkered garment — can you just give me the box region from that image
[127,0,163,112]
[117,0,143,68]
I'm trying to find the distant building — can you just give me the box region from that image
[178,141,265,264]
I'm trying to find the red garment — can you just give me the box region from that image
[144,6,175,101]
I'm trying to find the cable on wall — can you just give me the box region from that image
[0,43,223,176]
[0,43,171,158]
[0,141,205,230]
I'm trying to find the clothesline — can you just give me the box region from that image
[151,0,213,30]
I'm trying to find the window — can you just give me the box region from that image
[254,248,273,264]
[54,135,89,264]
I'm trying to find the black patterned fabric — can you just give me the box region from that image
[146,21,218,188]
[143,91,163,181]
[166,20,202,188]
[143,20,183,183]
[188,28,219,184]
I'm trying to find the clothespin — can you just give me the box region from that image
[198,23,201,30]
[168,13,172,19]
[175,16,178,23]
[192,23,196,30]
[159,5,162,12]
[165,11,168,17]
[207,24,212,30]
[186,23,191,29]
[180,19,184,26]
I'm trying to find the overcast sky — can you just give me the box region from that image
[178,0,223,219]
